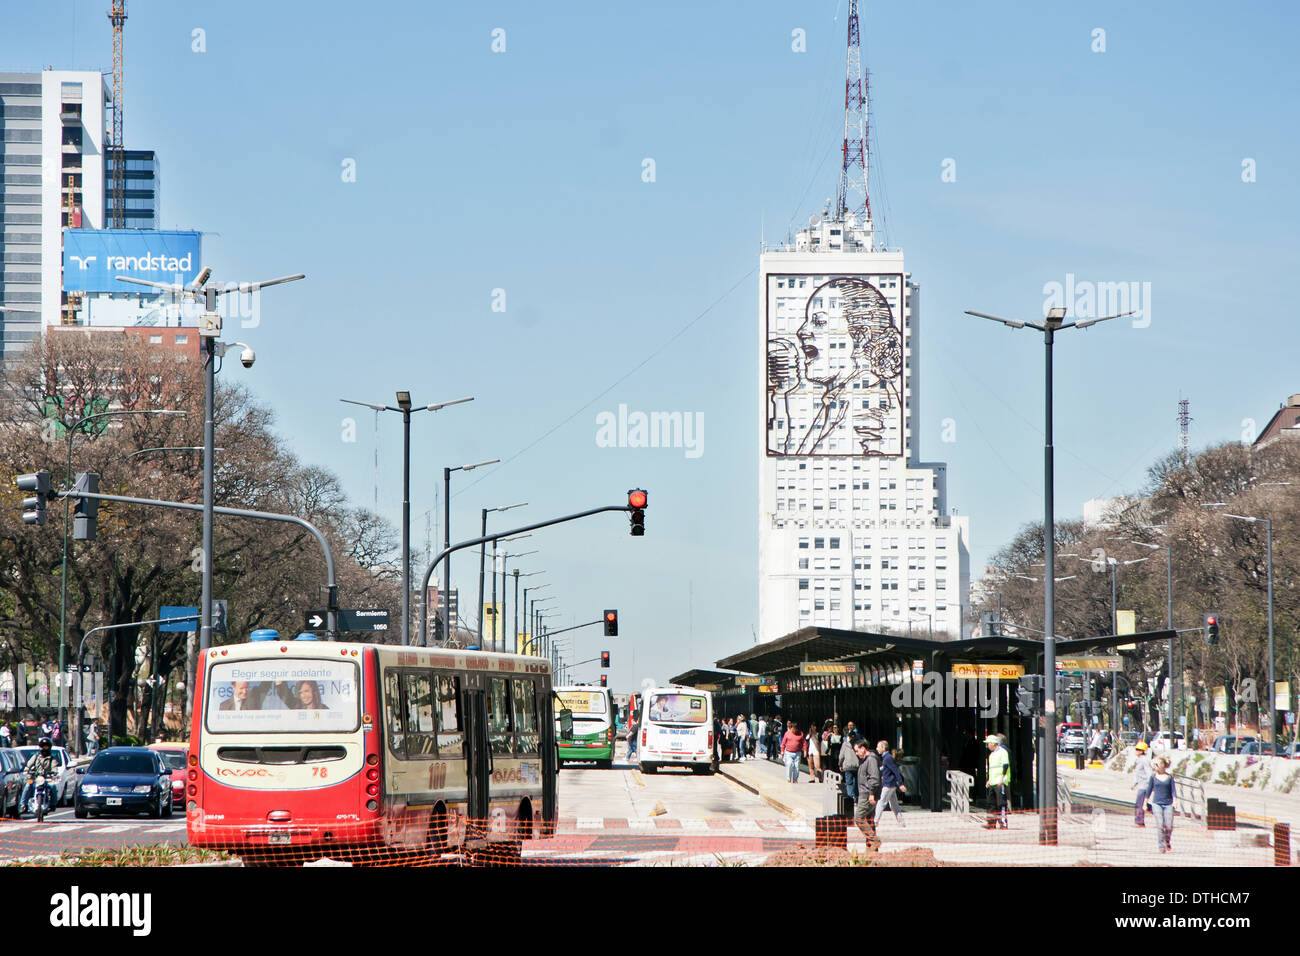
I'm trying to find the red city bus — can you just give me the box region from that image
[187,634,558,864]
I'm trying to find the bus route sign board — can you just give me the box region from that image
[304,609,392,631]
[735,676,765,686]
[799,662,859,677]
[1056,657,1121,674]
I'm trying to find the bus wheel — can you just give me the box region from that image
[426,808,450,853]
[692,764,713,775]
[641,763,657,774]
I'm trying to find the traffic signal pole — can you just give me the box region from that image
[417,499,643,646]
[50,486,339,638]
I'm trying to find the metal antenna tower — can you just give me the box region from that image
[835,0,870,225]
[1178,398,1192,465]
[108,1,126,228]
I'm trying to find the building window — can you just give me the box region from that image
[829,537,840,549]
[148,335,162,344]
[798,557,809,570]
[798,538,809,549]
[814,537,824,549]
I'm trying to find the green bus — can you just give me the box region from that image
[554,685,615,768]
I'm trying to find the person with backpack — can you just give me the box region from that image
[838,722,860,803]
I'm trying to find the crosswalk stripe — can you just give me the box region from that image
[87,825,132,834]
[680,820,708,832]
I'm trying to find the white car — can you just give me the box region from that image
[1148,732,1186,752]
[15,745,77,805]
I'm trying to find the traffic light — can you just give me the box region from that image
[1017,674,1042,717]
[16,470,52,526]
[71,471,99,541]
[1204,613,1219,645]
[628,488,646,536]
[600,651,610,668]
[600,675,607,687]
[603,609,618,637]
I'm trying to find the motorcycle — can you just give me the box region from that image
[26,775,51,822]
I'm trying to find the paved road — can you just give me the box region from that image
[558,748,779,823]
[0,806,185,862]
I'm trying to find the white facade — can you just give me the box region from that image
[758,212,970,642]
[0,70,109,357]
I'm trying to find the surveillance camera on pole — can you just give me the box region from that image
[116,268,305,666]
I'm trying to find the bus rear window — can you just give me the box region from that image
[206,659,359,733]
[648,694,707,724]
[557,690,607,717]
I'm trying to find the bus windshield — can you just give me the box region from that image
[205,659,359,733]
[647,693,707,724]
[556,690,607,720]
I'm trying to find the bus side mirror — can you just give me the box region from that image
[559,709,573,742]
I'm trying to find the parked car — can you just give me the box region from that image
[1056,722,1084,745]
[14,745,76,805]
[1238,740,1275,756]
[146,743,188,808]
[73,747,173,819]
[1282,742,1300,760]
[1211,735,1258,754]
[0,750,25,818]
[1059,729,1087,754]
[1149,731,1186,751]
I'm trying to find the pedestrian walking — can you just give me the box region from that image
[806,720,823,782]
[747,715,758,758]
[874,743,907,828]
[1088,727,1105,762]
[87,722,100,756]
[757,716,768,759]
[1131,740,1152,826]
[626,713,640,762]
[0,723,9,748]
[781,721,805,783]
[984,734,1009,829]
[838,722,860,803]
[853,738,882,847]
[1141,756,1176,852]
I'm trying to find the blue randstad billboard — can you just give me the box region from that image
[63,229,201,293]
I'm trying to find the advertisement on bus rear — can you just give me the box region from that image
[206,659,359,733]
[648,693,707,724]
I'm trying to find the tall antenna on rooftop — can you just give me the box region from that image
[108,1,126,228]
[1178,398,1192,466]
[835,0,869,225]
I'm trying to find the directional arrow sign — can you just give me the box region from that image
[305,610,327,630]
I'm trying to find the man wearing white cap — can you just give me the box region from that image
[984,734,1010,829]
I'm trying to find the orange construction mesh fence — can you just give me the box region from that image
[0,807,1292,867]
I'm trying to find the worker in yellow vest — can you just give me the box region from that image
[985,734,1010,829]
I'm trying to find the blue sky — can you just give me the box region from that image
[7,1,1299,688]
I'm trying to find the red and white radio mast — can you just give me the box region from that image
[835,0,870,225]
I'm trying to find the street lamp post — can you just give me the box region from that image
[441,459,498,644]
[967,303,1129,843]
[118,268,305,687]
[341,395,475,644]
[1203,505,1277,740]
[497,547,536,653]
[478,503,527,645]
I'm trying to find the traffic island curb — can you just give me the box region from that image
[718,767,802,819]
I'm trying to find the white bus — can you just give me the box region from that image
[637,686,713,774]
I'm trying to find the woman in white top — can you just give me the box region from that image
[734,713,749,761]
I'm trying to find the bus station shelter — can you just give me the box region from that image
[702,625,1175,813]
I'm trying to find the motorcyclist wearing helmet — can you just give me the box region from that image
[21,738,59,815]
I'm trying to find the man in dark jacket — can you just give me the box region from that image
[838,722,860,802]
[853,738,882,846]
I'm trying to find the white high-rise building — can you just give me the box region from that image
[757,210,970,642]
[1,71,111,356]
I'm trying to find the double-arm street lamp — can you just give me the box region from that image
[1075,554,1148,728]
[340,394,474,644]
[440,459,498,644]
[1111,535,1175,734]
[966,302,1130,844]
[478,503,528,645]
[119,267,304,664]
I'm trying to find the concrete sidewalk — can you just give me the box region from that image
[717,755,1277,866]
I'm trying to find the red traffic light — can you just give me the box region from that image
[628,489,647,509]
[1206,616,1216,625]
[605,611,616,622]
[600,651,610,668]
